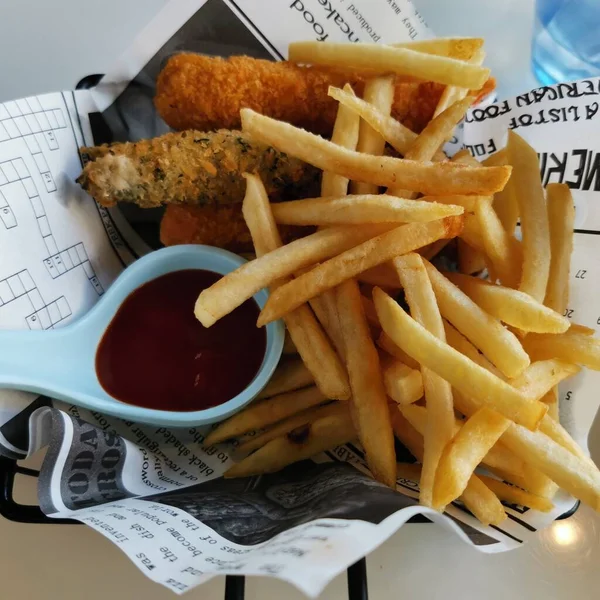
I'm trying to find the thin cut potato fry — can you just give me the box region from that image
[321,83,360,197]
[543,388,560,421]
[258,217,463,325]
[510,360,580,401]
[570,323,595,336]
[545,183,575,314]
[391,409,507,525]
[457,238,487,275]
[361,294,380,329]
[373,287,547,430]
[392,37,484,61]
[237,401,347,454]
[308,291,346,360]
[271,194,464,226]
[482,148,507,167]
[383,358,424,406]
[288,41,491,89]
[242,173,350,400]
[394,253,455,506]
[389,96,474,197]
[522,332,600,371]
[474,198,522,288]
[357,263,403,289]
[507,130,551,301]
[460,213,485,251]
[445,272,570,333]
[377,331,421,369]
[282,331,297,355]
[451,149,474,163]
[423,260,530,378]
[225,410,356,478]
[258,357,313,399]
[477,475,554,512]
[241,109,511,195]
[195,221,389,327]
[204,386,327,446]
[336,279,396,487]
[352,76,395,195]
[432,406,511,509]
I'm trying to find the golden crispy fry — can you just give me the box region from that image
[237,401,347,454]
[474,198,522,288]
[352,76,395,195]
[308,290,346,360]
[225,409,357,478]
[383,358,424,406]
[258,217,463,325]
[542,388,560,421]
[423,260,530,378]
[394,253,455,506]
[457,238,487,275]
[361,295,381,329]
[241,109,511,195]
[242,173,350,400]
[570,323,596,336]
[545,183,575,314]
[433,406,511,509]
[388,96,474,197]
[321,83,360,197]
[336,279,396,487]
[373,288,546,429]
[482,148,507,167]
[392,37,485,60]
[289,42,491,89]
[451,149,474,163]
[282,331,297,355]
[522,331,600,370]
[377,331,421,369]
[446,273,570,333]
[477,475,554,512]
[390,407,425,461]
[357,263,403,289]
[258,357,313,399]
[195,222,387,327]
[460,213,486,251]
[271,194,463,226]
[510,360,580,401]
[507,131,551,301]
[204,386,327,446]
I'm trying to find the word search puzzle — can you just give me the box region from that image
[0,91,126,331]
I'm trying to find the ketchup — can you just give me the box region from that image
[95,270,266,412]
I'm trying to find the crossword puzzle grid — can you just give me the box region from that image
[0,269,72,330]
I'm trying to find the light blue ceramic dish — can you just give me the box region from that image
[0,245,284,427]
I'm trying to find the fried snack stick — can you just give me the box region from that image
[155,54,494,136]
[77,129,320,208]
[159,204,313,254]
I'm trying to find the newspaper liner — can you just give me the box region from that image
[0,0,597,596]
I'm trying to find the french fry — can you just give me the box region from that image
[377,331,421,369]
[241,109,511,195]
[373,287,547,430]
[506,131,551,302]
[321,83,360,197]
[394,253,455,506]
[242,173,350,400]
[390,408,425,461]
[383,358,424,406]
[510,360,580,401]
[388,96,474,197]
[477,475,554,512]
[258,217,463,325]
[225,409,357,478]
[237,401,348,454]
[392,37,484,61]
[433,406,510,509]
[352,76,395,195]
[258,357,313,399]
[492,171,520,236]
[474,198,522,288]
[309,289,346,360]
[451,149,474,163]
[271,194,464,226]
[522,331,600,370]
[482,148,507,167]
[361,295,380,329]
[423,260,530,378]
[457,238,487,275]
[419,239,451,261]
[204,386,327,446]
[545,183,575,314]
[460,213,486,251]
[542,388,559,421]
[357,263,403,289]
[336,279,396,487]
[282,331,298,355]
[195,221,388,327]
[445,273,570,333]
[288,41,491,89]
[570,323,596,336]
[538,411,595,466]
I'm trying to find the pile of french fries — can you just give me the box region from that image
[198,38,600,527]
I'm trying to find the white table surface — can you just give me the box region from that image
[0,1,599,599]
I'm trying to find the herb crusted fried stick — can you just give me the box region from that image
[77,129,320,208]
